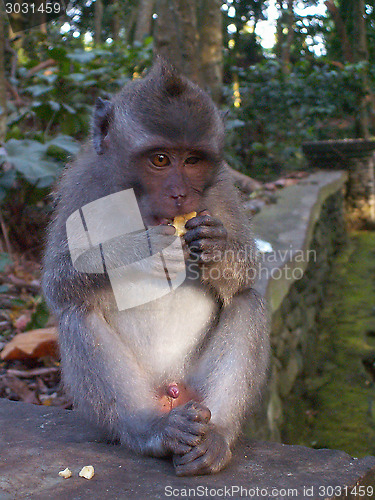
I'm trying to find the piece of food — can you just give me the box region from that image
[79,465,95,480]
[58,468,72,479]
[172,212,197,236]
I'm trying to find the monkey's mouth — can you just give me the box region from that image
[151,211,196,226]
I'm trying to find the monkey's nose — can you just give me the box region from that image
[171,193,186,207]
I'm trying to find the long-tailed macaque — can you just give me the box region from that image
[42,60,269,476]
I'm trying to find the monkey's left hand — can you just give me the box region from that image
[173,426,232,476]
[184,211,228,263]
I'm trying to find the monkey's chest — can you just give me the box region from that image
[109,284,218,377]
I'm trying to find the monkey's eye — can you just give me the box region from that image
[150,153,170,168]
[185,156,201,165]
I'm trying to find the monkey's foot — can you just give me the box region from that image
[160,401,211,456]
[173,427,232,476]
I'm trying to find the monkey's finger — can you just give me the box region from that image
[183,402,211,423]
[168,441,192,455]
[173,439,208,466]
[185,214,222,230]
[197,209,210,217]
[187,240,221,261]
[161,224,178,235]
[174,420,207,437]
[187,238,212,252]
[176,431,203,447]
[184,226,227,243]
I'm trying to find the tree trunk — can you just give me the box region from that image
[353,0,370,138]
[280,0,294,74]
[275,0,284,60]
[198,0,223,102]
[0,7,6,144]
[324,0,354,63]
[154,0,200,83]
[94,0,104,45]
[111,0,121,42]
[124,7,137,44]
[134,0,154,44]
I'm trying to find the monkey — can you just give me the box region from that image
[42,60,270,477]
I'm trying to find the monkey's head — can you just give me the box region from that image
[92,60,225,226]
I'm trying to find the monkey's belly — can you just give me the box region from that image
[108,284,218,378]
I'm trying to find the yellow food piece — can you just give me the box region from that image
[79,465,95,480]
[58,468,72,479]
[172,212,197,236]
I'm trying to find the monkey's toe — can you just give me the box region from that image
[173,429,232,476]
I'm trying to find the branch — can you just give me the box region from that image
[26,58,56,78]
[5,79,23,106]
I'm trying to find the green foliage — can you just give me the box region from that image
[1,38,153,252]
[0,253,12,272]
[7,38,153,142]
[0,135,79,199]
[26,297,50,330]
[226,60,366,179]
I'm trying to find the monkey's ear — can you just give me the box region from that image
[93,97,113,155]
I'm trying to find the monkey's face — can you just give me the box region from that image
[135,146,216,226]
[91,61,225,228]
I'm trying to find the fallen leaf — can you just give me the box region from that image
[0,375,39,404]
[0,327,58,360]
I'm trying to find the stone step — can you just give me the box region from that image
[0,399,374,499]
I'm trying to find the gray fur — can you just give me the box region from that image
[42,61,270,476]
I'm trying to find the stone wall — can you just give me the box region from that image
[250,171,348,441]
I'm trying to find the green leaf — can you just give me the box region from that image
[25,84,53,97]
[67,73,87,82]
[26,298,50,330]
[62,103,76,114]
[48,46,68,61]
[46,135,80,155]
[39,73,58,84]
[226,119,245,130]
[2,139,60,186]
[48,100,61,112]
[11,298,26,307]
[0,253,12,272]
[67,50,96,64]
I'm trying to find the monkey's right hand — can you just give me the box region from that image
[160,401,211,455]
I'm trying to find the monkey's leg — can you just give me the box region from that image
[174,288,269,476]
[58,305,209,457]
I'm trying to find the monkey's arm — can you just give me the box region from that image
[42,213,174,314]
[175,288,269,476]
[184,176,257,304]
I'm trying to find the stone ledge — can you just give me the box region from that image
[252,171,348,313]
[0,399,374,499]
